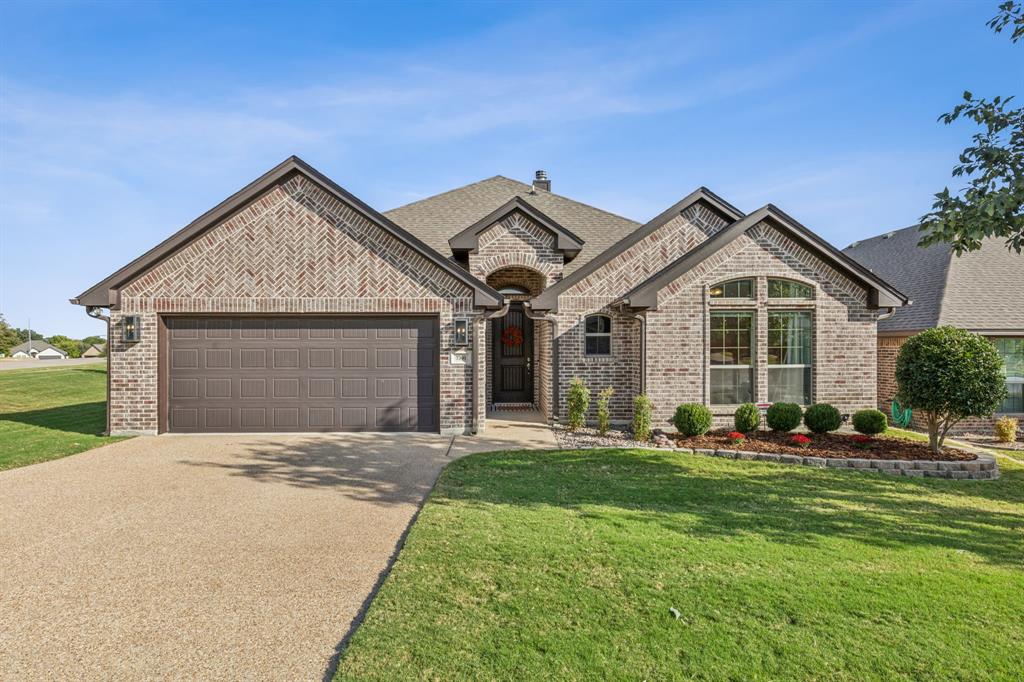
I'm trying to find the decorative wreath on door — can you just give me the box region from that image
[501,325,524,347]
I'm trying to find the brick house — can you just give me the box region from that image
[845,227,1024,434]
[72,157,906,435]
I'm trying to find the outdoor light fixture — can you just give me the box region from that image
[453,319,469,346]
[122,315,141,343]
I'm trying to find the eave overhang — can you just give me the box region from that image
[614,204,909,312]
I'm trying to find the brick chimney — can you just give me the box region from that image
[532,170,550,192]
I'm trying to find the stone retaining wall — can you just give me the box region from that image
[682,446,999,480]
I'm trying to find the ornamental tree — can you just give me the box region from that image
[895,327,1006,453]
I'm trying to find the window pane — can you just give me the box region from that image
[768,279,813,298]
[585,315,610,334]
[995,338,1024,412]
[768,312,811,365]
[1001,382,1023,413]
[710,279,753,298]
[586,336,610,356]
[711,367,754,404]
[768,367,811,404]
[710,312,753,366]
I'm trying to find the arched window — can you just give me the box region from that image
[584,314,612,356]
[709,278,754,298]
[768,278,813,299]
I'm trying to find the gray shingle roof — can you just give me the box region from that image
[9,340,66,355]
[383,176,640,275]
[844,225,1024,333]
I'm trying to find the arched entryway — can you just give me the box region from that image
[485,267,547,409]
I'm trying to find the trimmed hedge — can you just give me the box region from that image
[804,403,841,434]
[852,408,887,436]
[674,403,712,437]
[766,402,802,432]
[734,403,760,433]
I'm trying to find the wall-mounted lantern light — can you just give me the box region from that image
[122,315,141,343]
[453,319,469,346]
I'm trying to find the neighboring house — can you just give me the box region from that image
[81,343,106,358]
[9,340,68,360]
[845,227,1023,433]
[71,156,906,436]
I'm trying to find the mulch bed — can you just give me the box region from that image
[669,430,977,461]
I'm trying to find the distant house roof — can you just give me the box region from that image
[844,225,1024,333]
[9,340,67,356]
[384,176,640,276]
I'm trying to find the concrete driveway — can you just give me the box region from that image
[0,432,459,680]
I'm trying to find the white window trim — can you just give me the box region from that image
[709,310,755,405]
[584,314,612,357]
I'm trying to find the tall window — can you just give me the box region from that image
[710,312,754,404]
[768,311,812,404]
[584,314,612,356]
[768,279,813,299]
[710,279,753,299]
[995,338,1024,413]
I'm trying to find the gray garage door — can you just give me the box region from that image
[165,316,439,433]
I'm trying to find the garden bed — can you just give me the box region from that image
[670,429,977,461]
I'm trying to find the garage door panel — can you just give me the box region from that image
[166,316,438,433]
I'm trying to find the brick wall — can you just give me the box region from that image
[469,211,564,286]
[552,205,730,423]
[110,175,479,435]
[646,224,879,427]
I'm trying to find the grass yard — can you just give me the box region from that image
[0,365,125,470]
[337,448,1024,681]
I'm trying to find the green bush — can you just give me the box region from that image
[566,378,590,431]
[994,416,1018,444]
[766,402,802,432]
[852,408,887,436]
[673,403,712,437]
[734,403,760,433]
[633,394,653,442]
[804,403,841,434]
[596,387,614,436]
[896,326,1007,453]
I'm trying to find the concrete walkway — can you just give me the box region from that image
[0,417,557,680]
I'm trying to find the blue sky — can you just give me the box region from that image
[0,0,1019,338]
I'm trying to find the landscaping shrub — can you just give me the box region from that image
[766,402,802,432]
[726,431,746,445]
[566,378,590,431]
[804,403,841,434]
[852,408,888,436]
[733,403,760,433]
[995,416,1018,443]
[633,394,653,442]
[673,403,712,437]
[596,387,614,436]
[791,434,812,448]
[896,326,1006,453]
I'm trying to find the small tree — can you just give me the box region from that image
[596,387,614,435]
[633,394,653,442]
[566,378,590,431]
[896,327,1006,453]
[47,334,81,358]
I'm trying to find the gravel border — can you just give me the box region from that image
[554,427,1000,480]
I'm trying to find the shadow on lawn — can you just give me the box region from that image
[440,449,1024,567]
[0,401,108,436]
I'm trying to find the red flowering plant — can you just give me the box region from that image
[850,434,874,449]
[791,434,812,448]
[726,431,746,445]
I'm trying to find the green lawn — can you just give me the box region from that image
[0,365,126,470]
[337,448,1024,681]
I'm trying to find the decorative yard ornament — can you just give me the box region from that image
[891,400,913,428]
[500,325,524,347]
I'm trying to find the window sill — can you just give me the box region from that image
[582,354,614,363]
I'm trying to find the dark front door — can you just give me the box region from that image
[492,303,533,403]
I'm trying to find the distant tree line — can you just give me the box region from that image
[0,314,105,358]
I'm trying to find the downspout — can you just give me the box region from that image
[523,302,558,424]
[632,310,647,396]
[85,305,112,435]
[878,307,897,321]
